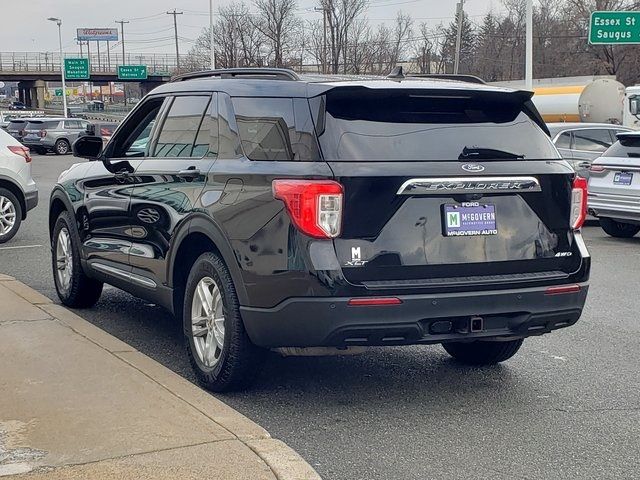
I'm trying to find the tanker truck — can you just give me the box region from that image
[532,78,626,124]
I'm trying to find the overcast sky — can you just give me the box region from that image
[3,0,505,54]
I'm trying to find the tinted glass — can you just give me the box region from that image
[26,121,59,130]
[7,121,26,131]
[192,93,218,158]
[109,97,165,158]
[316,88,559,161]
[603,136,640,158]
[573,129,612,152]
[555,132,571,149]
[64,120,82,129]
[218,92,242,159]
[232,97,320,161]
[154,96,210,158]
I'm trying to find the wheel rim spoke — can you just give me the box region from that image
[55,227,73,291]
[0,196,16,235]
[191,276,225,368]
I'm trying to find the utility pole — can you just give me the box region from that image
[115,19,129,106]
[454,0,464,74]
[167,10,183,71]
[525,0,533,90]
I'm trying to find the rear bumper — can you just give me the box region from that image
[589,192,640,224]
[241,283,589,348]
[25,189,38,213]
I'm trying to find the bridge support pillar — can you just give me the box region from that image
[17,81,35,108]
[139,81,164,97]
[32,79,46,110]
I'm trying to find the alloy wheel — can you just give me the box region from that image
[55,227,73,292]
[0,195,16,237]
[191,276,226,367]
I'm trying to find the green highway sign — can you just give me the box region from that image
[118,65,148,80]
[64,58,90,80]
[54,88,62,96]
[589,11,640,44]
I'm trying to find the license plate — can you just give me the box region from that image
[443,203,498,237]
[614,172,633,186]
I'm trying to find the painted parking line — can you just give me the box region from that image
[0,244,43,251]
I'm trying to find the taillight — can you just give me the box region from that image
[571,176,588,230]
[545,284,581,295]
[7,146,31,163]
[39,129,47,138]
[590,164,605,173]
[272,179,343,239]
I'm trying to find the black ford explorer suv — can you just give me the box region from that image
[49,68,590,391]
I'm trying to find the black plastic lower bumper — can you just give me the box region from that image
[24,189,38,214]
[240,283,589,348]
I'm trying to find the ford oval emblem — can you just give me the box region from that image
[461,164,485,172]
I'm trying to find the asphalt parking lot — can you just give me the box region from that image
[2,154,639,480]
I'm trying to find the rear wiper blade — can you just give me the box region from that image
[459,147,525,161]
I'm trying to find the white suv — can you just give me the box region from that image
[0,129,38,243]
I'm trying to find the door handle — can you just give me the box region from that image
[577,161,591,169]
[177,168,201,180]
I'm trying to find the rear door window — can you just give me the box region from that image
[64,120,82,129]
[315,88,559,161]
[555,132,572,149]
[153,95,213,158]
[572,129,613,152]
[232,97,319,161]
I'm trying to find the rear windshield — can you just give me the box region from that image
[603,136,640,158]
[26,121,59,130]
[314,88,560,161]
[7,121,26,131]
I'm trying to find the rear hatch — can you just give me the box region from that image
[313,85,583,290]
[589,134,640,195]
[23,120,58,142]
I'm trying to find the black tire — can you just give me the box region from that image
[0,188,22,244]
[600,218,640,238]
[442,339,524,365]
[52,210,103,308]
[183,252,264,392]
[35,148,47,155]
[54,139,71,155]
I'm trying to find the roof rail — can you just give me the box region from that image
[407,73,486,85]
[171,68,300,82]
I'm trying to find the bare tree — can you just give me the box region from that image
[253,0,299,67]
[318,0,368,73]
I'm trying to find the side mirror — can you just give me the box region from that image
[85,124,96,136]
[630,96,639,116]
[73,135,103,161]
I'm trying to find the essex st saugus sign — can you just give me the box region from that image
[589,11,640,44]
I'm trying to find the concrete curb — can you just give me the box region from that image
[0,275,322,480]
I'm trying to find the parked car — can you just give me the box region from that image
[10,101,26,111]
[0,128,38,243]
[80,122,118,147]
[547,123,633,178]
[6,119,29,142]
[50,68,590,391]
[588,131,640,238]
[21,118,90,155]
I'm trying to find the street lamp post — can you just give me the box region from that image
[48,17,68,117]
[525,0,533,90]
[210,0,215,70]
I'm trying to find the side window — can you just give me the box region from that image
[153,96,211,158]
[555,132,571,149]
[573,129,613,152]
[218,92,242,159]
[64,120,81,129]
[107,97,166,158]
[231,97,320,161]
[192,93,218,158]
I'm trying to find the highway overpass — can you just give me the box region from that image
[0,51,176,108]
